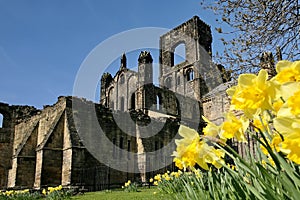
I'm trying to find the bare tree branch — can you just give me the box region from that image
[202,0,300,77]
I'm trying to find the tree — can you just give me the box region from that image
[201,0,300,77]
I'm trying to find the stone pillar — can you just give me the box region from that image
[34,150,43,189]
[61,112,72,186]
[61,149,72,186]
[7,158,17,188]
[136,123,146,182]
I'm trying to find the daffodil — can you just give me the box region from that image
[220,113,249,142]
[202,116,220,137]
[154,174,161,181]
[275,60,300,83]
[280,137,300,164]
[274,115,300,164]
[287,89,300,116]
[42,189,47,195]
[227,69,275,118]
[172,126,203,169]
[173,125,225,170]
[272,99,284,113]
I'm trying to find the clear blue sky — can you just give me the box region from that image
[0,0,221,111]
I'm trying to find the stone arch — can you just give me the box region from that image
[0,104,12,144]
[172,42,186,66]
[159,16,212,87]
[0,104,11,129]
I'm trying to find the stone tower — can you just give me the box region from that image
[260,51,276,78]
[159,16,220,101]
[100,72,113,107]
[136,51,154,111]
[138,51,153,87]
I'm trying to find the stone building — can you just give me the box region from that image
[0,16,237,190]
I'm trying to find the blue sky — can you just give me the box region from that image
[0,0,222,114]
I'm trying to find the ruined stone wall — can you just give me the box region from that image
[159,16,214,101]
[202,82,233,125]
[1,16,237,191]
[7,97,67,188]
[0,102,39,189]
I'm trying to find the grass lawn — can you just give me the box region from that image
[71,187,173,200]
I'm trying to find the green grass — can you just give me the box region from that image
[71,187,173,200]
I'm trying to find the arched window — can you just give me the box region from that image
[127,140,131,160]
[177,76,181,86]
[173,43,186,66]
[119,74,125,84]
[0,113,3,128]
[108,88,114,109]
[119,137,124,158]
[131,93,136,110]
[120,97,125,111]
[156,94,162,110]
[165,77,172,89]
[187,68,194,81]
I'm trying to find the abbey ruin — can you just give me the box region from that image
[0,16,262,190]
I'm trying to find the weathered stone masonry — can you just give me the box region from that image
[0,16,240,190]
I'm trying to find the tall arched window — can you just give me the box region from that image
[120,97,125,111]
[177,76,181,86]
[187,68,194,81]
[119,137,124,158]
[108,88,114,109]
[156,94,162,111]
[127,140,131,160]
[165,77,172,89]
[174,43,186,66]
[0,113,3,128]
[119,74,125,84]
[131,93,136,109]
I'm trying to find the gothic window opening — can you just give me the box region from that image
[165,77,172,89]
[156,94,162,111]
[120,97,125,111]
[0,113,3,128]
[108,87,114,109]
[127,140,131,159]
[119,74,125,84]
[187,68,194,81]
[131,93,136,110]
[173,43,186,66]
[177,76,181,86]
[119,137,124,158]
